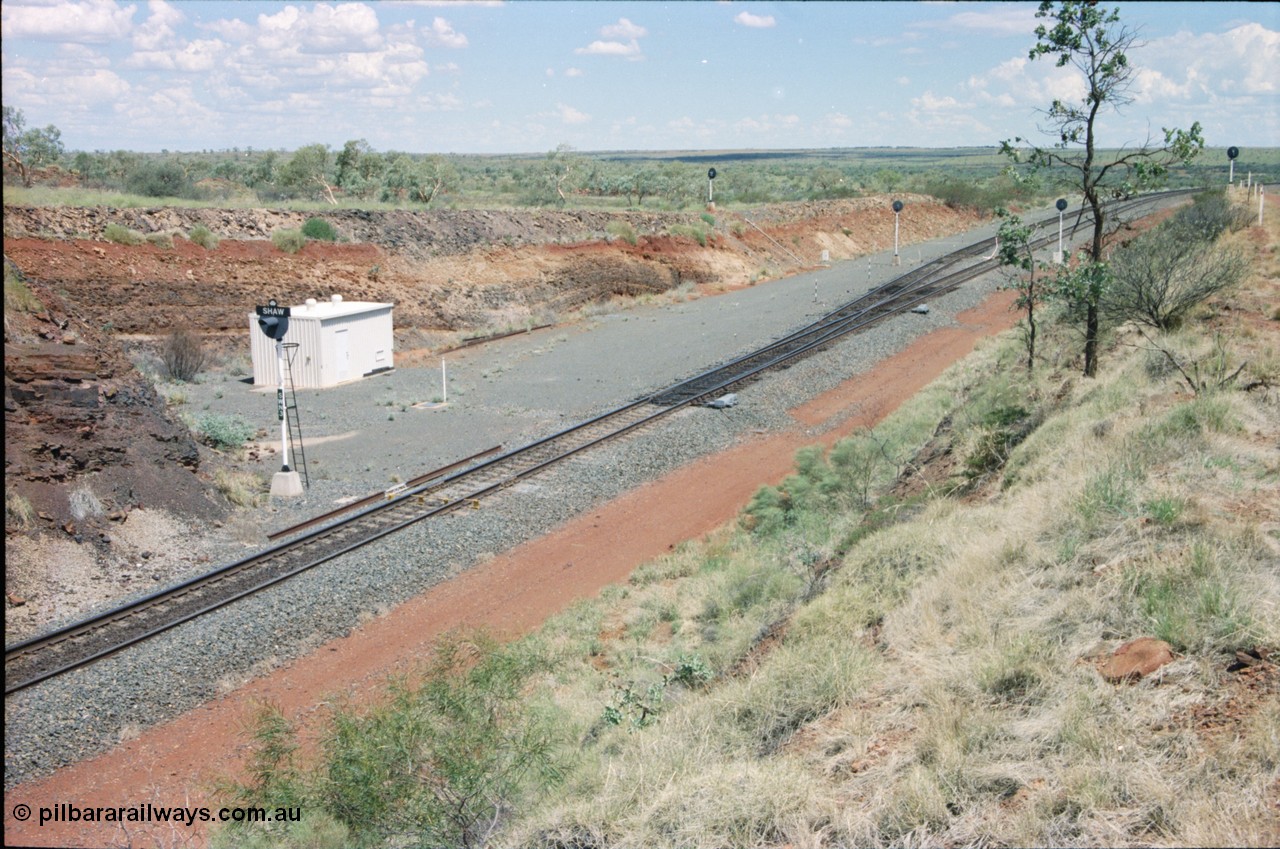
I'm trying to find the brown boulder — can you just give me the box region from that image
[1100,637,1175,682]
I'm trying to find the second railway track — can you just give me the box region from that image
[4,191,1187,696]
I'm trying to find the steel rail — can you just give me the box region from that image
[266,444,505,541]
[5,191,1191,696]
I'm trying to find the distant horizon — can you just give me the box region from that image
[4,1,1276,154]
[45,143,1273,161]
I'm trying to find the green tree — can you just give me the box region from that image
[334,139,371,189]
[380,154,456,205]
[2,107,65,187]
[414,155,459,206]
[995,210,1049,373]
[246,150,278,188]
[279,143,338,204]
[1001,1,1204,377]
[542,143,581,206]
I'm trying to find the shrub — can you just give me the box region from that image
[125,160,196,199]
[272,228,306,254]
[605,220,638,246]
[6,488,37,532]
[194,413,256,449]
[301,217,338,241]
[145,231,174,249]
[4,262,42,313]
[1167,189,1251,242]
[189,224,220,250]
[162,327,207,382]
[667,223,709,247]
[1104,224,1247,330]
[213,469,267,507]
[103,222,145,245]
[314,633,563,847]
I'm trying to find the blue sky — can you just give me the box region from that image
[2,1,1277,154]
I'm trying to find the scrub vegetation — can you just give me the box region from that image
[9,99,1264,215]
[214,192,1277,847]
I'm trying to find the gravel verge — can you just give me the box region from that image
[5,207,1071,788]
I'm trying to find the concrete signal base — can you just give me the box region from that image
[271,470,304,498]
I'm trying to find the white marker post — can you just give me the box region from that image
[441,358,448,405]
[1261,185,1266,228]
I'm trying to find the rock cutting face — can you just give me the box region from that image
[4,261,219,537]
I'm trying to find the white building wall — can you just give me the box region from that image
[249,300,393,389]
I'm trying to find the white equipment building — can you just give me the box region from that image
[249,295,394,389]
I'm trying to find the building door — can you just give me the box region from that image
[334,328,350,383]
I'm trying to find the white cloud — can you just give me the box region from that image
[144,84,216,121]
[1140,22,1278,98]
[127,38,224,72]
[2,0,135,43]
[905,91,990,140]
[202,16,253,42]
[555,103,590,124]
[255,3,382,54]
[410,92,463,112]
[935,7,1036,37]
[577,16,646,59]
[733,113,801,135]
[601,17,646,39]
[912,91,963,112]
[734,11,776,29]
[425,16,467,48]
[962,18,1278,145]
[565,67,584,78]
[132,0,181,50]
[575,39,642,59]
[62,67,133,104]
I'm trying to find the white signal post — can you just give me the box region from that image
[892,200,904,266]
[1054,197,1068,264]
[275,340,291,472]
[257,299,303,498]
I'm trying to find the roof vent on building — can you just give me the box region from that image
[331,294,343,303]
[305,298,317,311]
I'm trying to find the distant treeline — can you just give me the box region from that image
[4,119,1263,213]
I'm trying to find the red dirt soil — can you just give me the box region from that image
[3,290,1022,849]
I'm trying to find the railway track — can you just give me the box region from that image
[4,191,1189,696]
